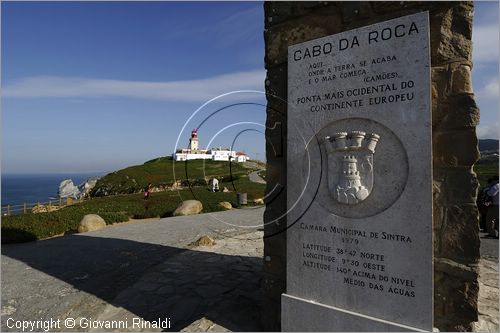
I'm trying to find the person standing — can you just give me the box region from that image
[479,178,497,231]
[485,176,499,238]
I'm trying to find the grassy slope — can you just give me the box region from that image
[2,158,266,244]
[92,157,253,195]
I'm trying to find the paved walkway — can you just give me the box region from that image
[2,209,498,332]
[474,232,499,332]
[248,171,266,185]
[1,208,265,332]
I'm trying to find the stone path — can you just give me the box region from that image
[474,258,499,332]
[2,208,498,332]
[1,208,264,332]
[93,231,263,332]
[474,232,499,332]
[248,171,266,185]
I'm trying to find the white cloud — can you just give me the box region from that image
[472,23,499,63]
[2,70,266,102]
[477,122,499,140]
[213,6,263,46]
[477,78,499,100]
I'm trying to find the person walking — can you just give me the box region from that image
[144,183,152,200]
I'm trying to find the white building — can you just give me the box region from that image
[173,129,249,162]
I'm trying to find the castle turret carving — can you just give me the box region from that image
[323,130,380,205]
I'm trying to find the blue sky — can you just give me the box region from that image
[1,1,499,174]
[472,1,499,139]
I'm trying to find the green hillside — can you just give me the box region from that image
[92,157,256,196]
[2,157,267,244]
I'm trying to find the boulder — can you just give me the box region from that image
[173,200,203,216]
[219,201,233,210]
[192,235,216,246]
[253,198,265,205]
[78,214,106,233]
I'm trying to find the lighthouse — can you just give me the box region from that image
[189,128,199,151]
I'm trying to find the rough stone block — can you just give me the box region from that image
[265,2,337,28]
[265,12,342,67]
[430,7,472,65]
[450,63,473,95]
[433,168,479,205]
[432,95,479,131]
[450,2,474,40]
[340,2,374,23]
[446,93,480,128]
[432,203,444,233]
[433,129,479,167]
[371,1,428,14]
[435,205,480,262]
[434,260,479,330]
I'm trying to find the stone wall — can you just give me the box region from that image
[262,2,480,331]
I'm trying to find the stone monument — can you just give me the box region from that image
[263,2,480,332]
[283,12,432,331]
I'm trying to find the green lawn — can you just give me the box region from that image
[474,160,499,188]
[1,177,265,244]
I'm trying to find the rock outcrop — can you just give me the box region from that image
[77,214,106,233]
[79,177,100,198]
[173,200,203,216]
[58,179,80,199]
[31,204,60,214]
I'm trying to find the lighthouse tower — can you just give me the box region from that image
[189,129,199,151]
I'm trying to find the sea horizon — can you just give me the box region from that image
[1,172,107,207]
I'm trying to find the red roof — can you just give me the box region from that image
[235,152,247,156]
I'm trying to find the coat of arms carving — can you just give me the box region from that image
[323,131,380,205]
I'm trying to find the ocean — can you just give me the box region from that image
[1,173,104,206]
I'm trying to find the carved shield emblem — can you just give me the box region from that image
[323,131,380,205]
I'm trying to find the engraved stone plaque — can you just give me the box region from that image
[283,12,432,331]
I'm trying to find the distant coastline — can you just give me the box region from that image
[1,173,105,206]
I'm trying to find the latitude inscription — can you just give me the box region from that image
[283,12,432,331]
